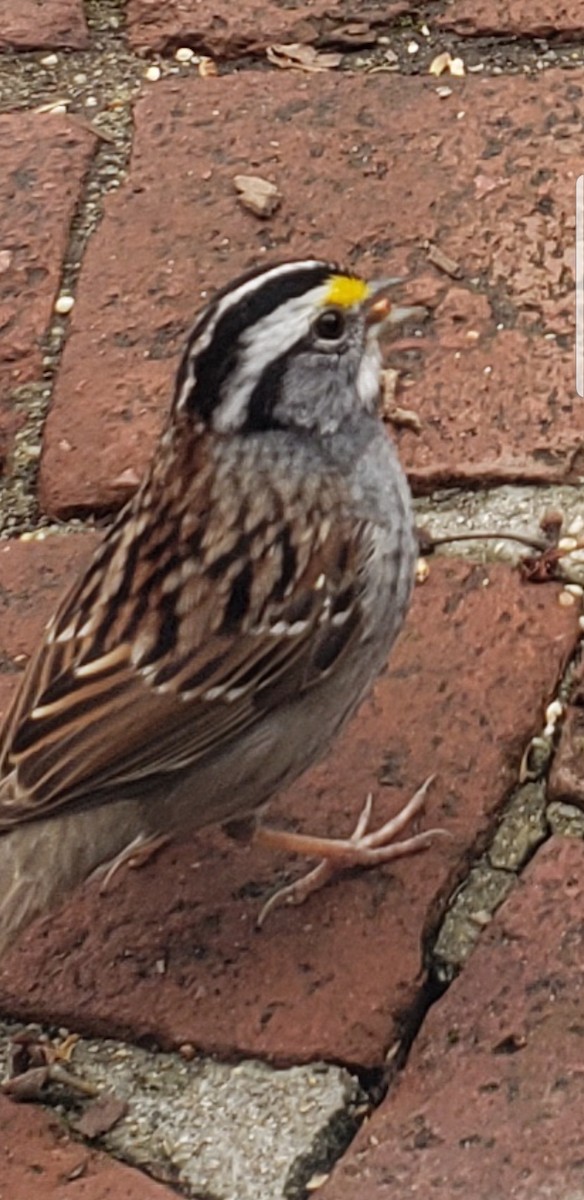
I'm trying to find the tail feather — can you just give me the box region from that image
[0,800,146,955]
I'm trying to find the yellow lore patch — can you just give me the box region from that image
[323,274,370,309]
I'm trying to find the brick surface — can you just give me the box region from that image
[0,113,96,473]
[127,0,412,57]
[0,1093,176,1199]
[437,0,584,38]
[0,533,98,720]
[0,0,89,52]
[0,548,576,1066]
[40,70,578,516]
[321,836,584,1199]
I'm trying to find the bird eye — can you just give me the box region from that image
[313,307,347,343]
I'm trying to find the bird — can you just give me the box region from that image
[0,258,437,953]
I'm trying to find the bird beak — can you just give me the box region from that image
[365,280,427,328]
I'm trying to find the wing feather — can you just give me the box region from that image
[0,436,371,827]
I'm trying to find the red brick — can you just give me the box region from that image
[40,71,578,516]
[322,837,584,1199]
[0,0,89,51]
[0,553,576,1066]
[0,532,98,716]
[0,1093,177,1199]
[437,0,584,38]
[0,113,96,472]
[127,0,412,57]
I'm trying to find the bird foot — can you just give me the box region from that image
[255,775,446,927]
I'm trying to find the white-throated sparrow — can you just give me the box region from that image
[0,259,436,949]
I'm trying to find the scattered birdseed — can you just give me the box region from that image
[54,295,75,315]
[545,699,564,727]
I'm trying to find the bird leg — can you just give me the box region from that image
[93,831,171,893]
[255,776,445,926]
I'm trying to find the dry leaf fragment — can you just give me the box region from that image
[35,97,69,113]
[266,43,342,72]
[234,174,282,219]
[70,1091,128,1139]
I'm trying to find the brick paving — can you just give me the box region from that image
[0,555,577,1065]
[40,70,578,514]
[0,2,583,1197]
[0,0,89,51]
[436,0,584,38]
[322,837,584,1200]
[0,1092,177,1198]
[126,0,414,56]
[0,113,96,474]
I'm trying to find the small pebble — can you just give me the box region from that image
[564,583,584,597]
[407,40,419,55]
[54,295,74,315]
[145,65,161,81]
[175,46,195,62]
[559,591,576,608]
[41,53,58,67]
[559,536,578,552]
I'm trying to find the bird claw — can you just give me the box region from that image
[255,775,445,927]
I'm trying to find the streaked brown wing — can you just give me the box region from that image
[0,449,370,827]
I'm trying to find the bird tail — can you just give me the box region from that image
[0,800,146,956]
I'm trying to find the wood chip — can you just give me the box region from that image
[198,56,218,77]
[266,43,342,72]
[425,241,463,278]
[380,370,422,433]
[379,366,398,417]
[234,174,282,219]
